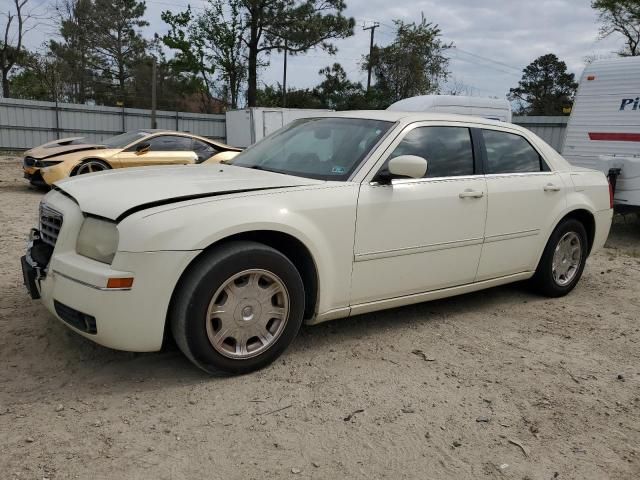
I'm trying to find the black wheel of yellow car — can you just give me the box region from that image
[73,159,111,176]
[169,241,305,375]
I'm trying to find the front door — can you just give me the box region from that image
[115,135,198,167]
[351,124,488,305]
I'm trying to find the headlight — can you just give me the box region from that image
[37,160,62,167]
[76,217,119,264]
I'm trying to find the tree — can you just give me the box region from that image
[592,0,640,56]
[49,0,97,103]
[257,83,323,107]
[9,52,63,101]
[162,0,247,109]
[1,0,36,98]
[508,54,578,116]
[363,15,452,106]
[242,0,354,107]
[89,0,148,102]
[315,63,368,109]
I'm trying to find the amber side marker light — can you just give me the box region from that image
[106,277,134,289]
[587,75,596,81]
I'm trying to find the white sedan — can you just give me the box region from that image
[21,112,613,375]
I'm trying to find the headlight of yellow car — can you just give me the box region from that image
[76,217,119,264]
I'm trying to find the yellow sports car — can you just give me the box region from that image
[23,129,242,187]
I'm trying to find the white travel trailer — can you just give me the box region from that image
[562,56,640,210]
[387,95,512,122]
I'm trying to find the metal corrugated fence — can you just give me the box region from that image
[0,98,226,150]
[512,116,569,152]
[0,99,569,154]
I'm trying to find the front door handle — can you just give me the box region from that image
[459,189,484,199]
[544,183,561,192]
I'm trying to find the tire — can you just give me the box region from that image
[531,218,588,297]
[73,159,111,176]
[169,241,305,375]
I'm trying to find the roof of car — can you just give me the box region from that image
[134,129,241,150]
[307,110,512,126]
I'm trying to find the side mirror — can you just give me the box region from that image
[388,155,428,179]
[135,142,150,154]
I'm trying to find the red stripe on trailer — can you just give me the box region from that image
[588,132,640,142]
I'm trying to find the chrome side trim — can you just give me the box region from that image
[306,307,351,325]
[484,172,555,178]
[370,174,485,186]
[52,270,132,291]
[348,272,534,318]
[355,237,484,262]
[484,229,540,244]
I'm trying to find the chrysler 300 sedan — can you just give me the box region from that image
[21,112,613,375]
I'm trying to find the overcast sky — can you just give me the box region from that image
[16,0,625,99]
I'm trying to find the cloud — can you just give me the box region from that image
[22,0,625,100]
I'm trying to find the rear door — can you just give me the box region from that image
[477,128,566,281]
[115,135,198,167]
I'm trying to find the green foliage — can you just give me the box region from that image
[89,0,148,98]
[48,0,97,103]
[364,15,452,105]
[243,0,355,106]
[9,53,62,101]
[592,0,640,56]
[162,0,247,108]
[315,63,369,110]
[508,54,578,115]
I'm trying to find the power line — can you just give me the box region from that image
[452,47,522,73]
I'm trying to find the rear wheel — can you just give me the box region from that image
[170,241,305,375]
[531,218,588,297]
[74,159,111,175]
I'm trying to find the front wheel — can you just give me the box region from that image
[73,159,111,175]
[169,241,305,375]
[531,218,588,297]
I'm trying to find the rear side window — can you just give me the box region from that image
[192,139,219,162]
[388,126,474,178]
[482,130,545,174]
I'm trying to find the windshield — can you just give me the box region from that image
[231,117,393,181]
[100,131,147,148]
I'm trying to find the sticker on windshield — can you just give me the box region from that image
[331,166,346,174]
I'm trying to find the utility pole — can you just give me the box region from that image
[363,21,380,92]
[151,57,157,129]
[282,38,288,108]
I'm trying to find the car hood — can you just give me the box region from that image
[54,164,324,221]
[26,142,107,160]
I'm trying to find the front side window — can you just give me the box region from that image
[101,131,146,149]
[387,126,475,178]
[483,130,544,174]
[134,135,194,152]
[231,117,393,181]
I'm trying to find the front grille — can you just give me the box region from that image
[54,300,97,334]
[24,156,36,167]
[39,204,63,248]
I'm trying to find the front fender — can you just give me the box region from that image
[117,185,359,314]
[41,159,80,185]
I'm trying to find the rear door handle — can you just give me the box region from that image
[544,183,561,192]
[459,189,484,199]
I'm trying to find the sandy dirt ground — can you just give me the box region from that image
[0,155,639,480]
